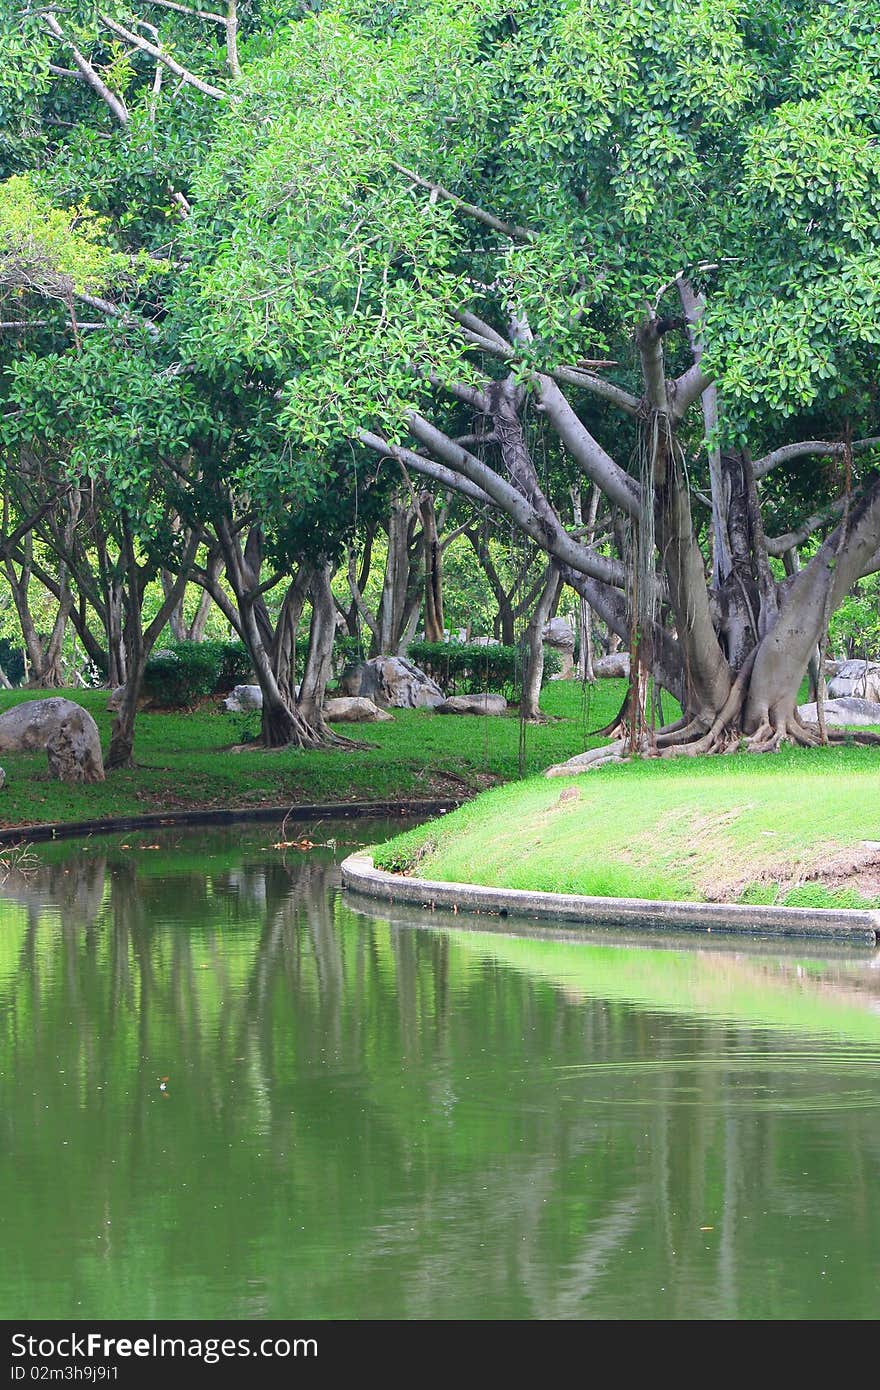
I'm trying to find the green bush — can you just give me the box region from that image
[408,640,561,698]
[204,640,253,690]
[143,640,254,707]
[144,644,222,708]
[144,634,356,707]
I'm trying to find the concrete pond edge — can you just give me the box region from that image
[341,851,880,944]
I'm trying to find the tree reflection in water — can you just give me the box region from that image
[0,827,879,1320]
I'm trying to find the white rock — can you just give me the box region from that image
[798,697,880,727]
[435,693,508,715]
[593,652,631,679]
[224,684,264,712]
[324,696,393,723]
[542,617,575,650]
[827,660,880,702]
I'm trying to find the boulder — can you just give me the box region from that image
[224,684,264,712]
[797,697,880,727]
[107,684,153,713]
[435,693,508,716]
[0,698,105,783]
[827,660,880,703]
[542,617,575,678]
[543,617,575,648]
[593,652,630,679]
[324,696,393,723]
[339,656,445,709]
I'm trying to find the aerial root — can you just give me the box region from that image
[654,716,711,748]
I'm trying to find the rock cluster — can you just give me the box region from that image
[797,697,880,727]
[324,696,392,723]
[593,652,630,679]
[339,656,445,708]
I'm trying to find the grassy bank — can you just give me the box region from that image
[374,746,880,909]
[0,681,624,830]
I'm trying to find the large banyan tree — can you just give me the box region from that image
[187,0,880,753]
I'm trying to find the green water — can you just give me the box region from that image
[1,822,880,1320]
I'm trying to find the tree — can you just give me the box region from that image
[185,0,880,758]
[1,4,371,756]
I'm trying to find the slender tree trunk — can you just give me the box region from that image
[107,521,200,769]
[375,500,421,654]
[107,652,146,770]
[521,563,561,721]
[162,569,187,643]
[104,575,127,688]
[186,581,215,643]
[420,492,445,642]
[572,485,600,681]
[212,515,352,750]
[296,564,337,728]
[5,540,50,684]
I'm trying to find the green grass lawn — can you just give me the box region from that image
[0,680,627,830]
[374,741,880,910]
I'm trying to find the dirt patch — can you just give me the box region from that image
[706,839,880,904]
[799,840,880,899]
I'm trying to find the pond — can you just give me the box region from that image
[1,819,879,1321]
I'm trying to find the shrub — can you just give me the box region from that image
[144,643,222,708]
[0,638,24,687]
[407,641,561,698]
[143,634,353,707]
[205,640,253,690]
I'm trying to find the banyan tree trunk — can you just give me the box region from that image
[106,655,144,770]
[419,493,445,643]
[520,563,561,722]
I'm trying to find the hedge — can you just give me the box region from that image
[143,640,252,708]
[407,640,561,697]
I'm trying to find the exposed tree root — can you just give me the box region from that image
[545,739,629,777]
[654,716,711,747]
[824,726,880,746]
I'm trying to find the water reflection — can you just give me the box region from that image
[0,828,879,1320]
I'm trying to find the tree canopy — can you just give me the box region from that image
[1,0,879,761]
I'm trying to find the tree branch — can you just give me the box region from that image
[753,437,880,479]
[534,376,641,517]
[765,496,848,556]
[144,0,227,20]
[357,430,496,509]
[406,412,629,587]
[390,162,534,242]
[100,15,233,102]
[44,14,130,125]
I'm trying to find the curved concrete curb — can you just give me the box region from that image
[341,852,880,944]
[0,799,458,847]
